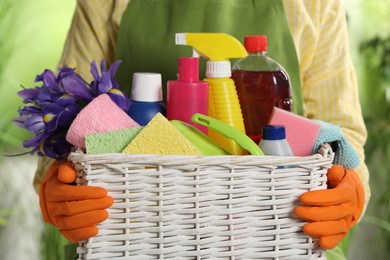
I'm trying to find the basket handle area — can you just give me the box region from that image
[317,143,334,161]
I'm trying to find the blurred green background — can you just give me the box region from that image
[0,0,388,259]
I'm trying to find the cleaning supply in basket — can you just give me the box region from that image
[171,120,229,155]
[167,57,209,134]
[122,113,201,155]
[175,33,247,155]
[268,107,321,156]
[258,125,293,156]
[312,120,360,169]
[126,72,166,126]
[232,35,293,144]
[66,94,140,149]
[192,113,264,156]
[85,127,143,154]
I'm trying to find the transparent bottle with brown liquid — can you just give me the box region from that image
[232,35,292,144]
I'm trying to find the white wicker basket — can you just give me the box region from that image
[69,144,333,260]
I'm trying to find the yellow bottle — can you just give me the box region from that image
[175,33,248,155]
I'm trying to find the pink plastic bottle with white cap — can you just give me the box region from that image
[167,57,209,134]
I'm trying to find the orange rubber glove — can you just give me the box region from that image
[294,165,365,249]
[39,161,114,242]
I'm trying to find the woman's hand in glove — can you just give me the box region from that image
[39,161,114,242]
[294,165,365,249]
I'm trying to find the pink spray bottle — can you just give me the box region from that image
[167,57,209,134]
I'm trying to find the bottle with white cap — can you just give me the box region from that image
[175,33,248,155]
[126,72,166,126]
[258,125,293,156]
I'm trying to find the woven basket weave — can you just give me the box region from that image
[69,144,333,260]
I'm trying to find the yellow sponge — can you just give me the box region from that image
[122,113,201,155]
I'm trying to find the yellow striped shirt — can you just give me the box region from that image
[34,0,370,211]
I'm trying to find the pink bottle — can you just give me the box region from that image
[167,57,209,134]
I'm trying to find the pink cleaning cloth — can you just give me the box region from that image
[268,107,321,156]
[66,94,139,149]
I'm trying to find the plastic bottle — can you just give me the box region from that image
[232,35,293,144]
[167,57,209,134]
[176,33,248,155]
[258,125,293,156]
[126,72,166,126]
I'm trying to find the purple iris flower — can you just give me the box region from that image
[14,59,131,160]
[18,105,41,116]
[25,115,45,134]
[90,60,130,111]
[57,66,77,81]
[61,74,94,102]
[35,86,55,105]
[39,131,72,159]
[13,115,28,129]
[18,87,40,104]
[36,69,62,93]
[41,103,65,132]
[23,131,48,152]
[57,103,81,126]
[56,93,77,107]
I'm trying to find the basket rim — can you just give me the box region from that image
[68,144,333,166]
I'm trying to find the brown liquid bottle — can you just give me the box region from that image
[232,35,292,144]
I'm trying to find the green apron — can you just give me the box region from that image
[114,0,303,116]
[65,0,346,259]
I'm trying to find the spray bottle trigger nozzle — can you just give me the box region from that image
[175,33,187,45]
[192,49,201,58]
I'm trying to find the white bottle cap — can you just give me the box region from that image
[206,61,231,78]
[131,72,163,102]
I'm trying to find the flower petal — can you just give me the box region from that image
[100,60,106,74]
[40,132,72,160]
[108,89,131,111]
[35,73,44,82]
[18,105,42,116]
[25,115,45,133]
[13,115,28,128]
[108,60,122,79]
[62,75,94,101]
[44,116,59,133]
[57,103,80,126]
[23,132,47,149]
[56,93,77,106]
[90,60,100,80]
[36,86,54,105]
[97,72,113,94]
[18,88,40,103]
[42,103,65,132]
[57,66,76,81]
[42,69,61,92]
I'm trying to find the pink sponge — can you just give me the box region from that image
[66,94,139,149]
[268,107,321,156]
